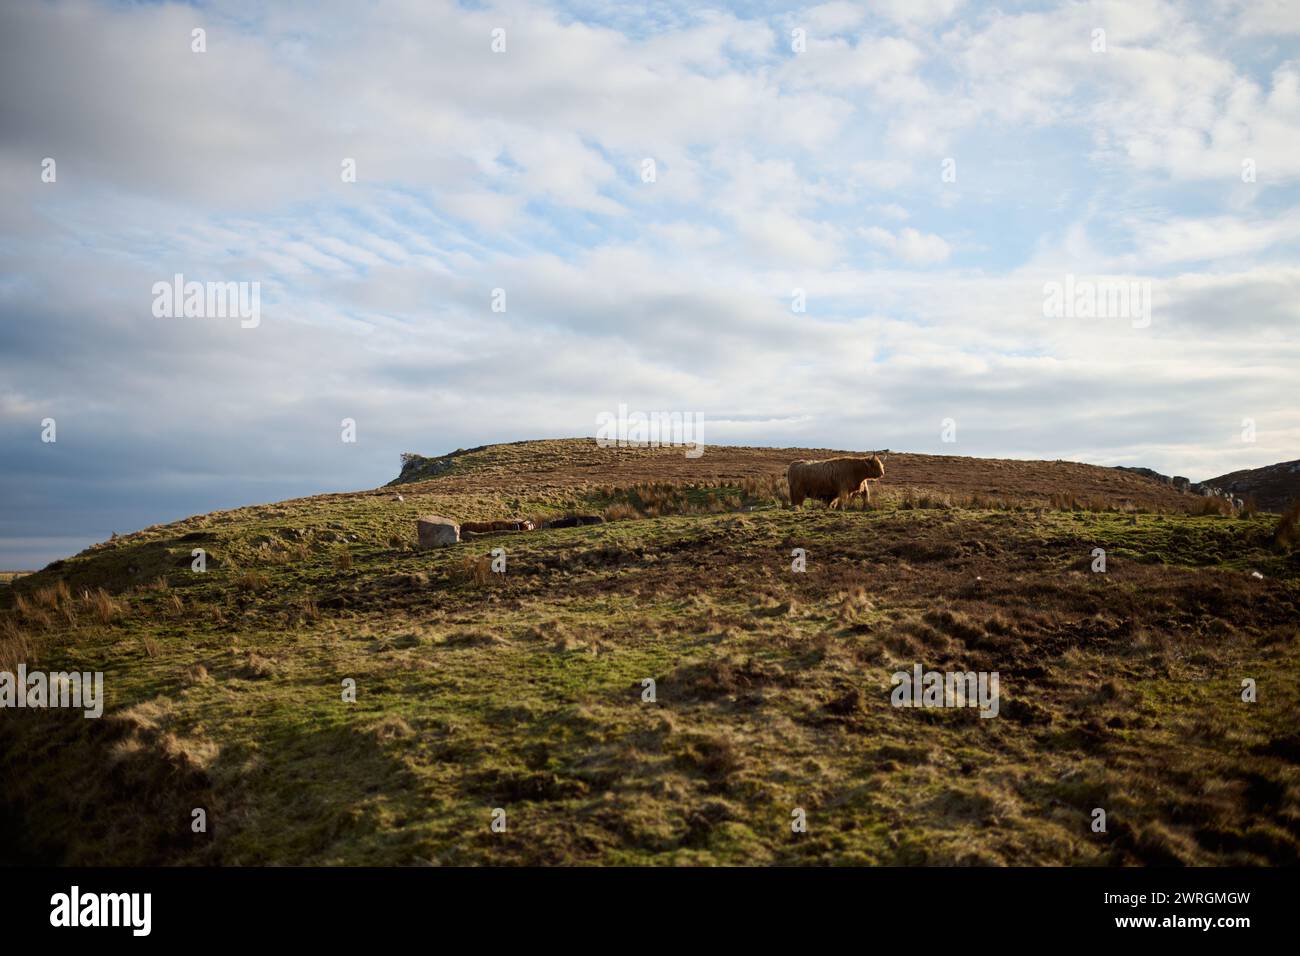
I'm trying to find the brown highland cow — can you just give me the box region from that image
[787,456,885,509]
[460,519,536,534]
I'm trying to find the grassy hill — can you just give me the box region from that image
[3,439,1298,865]
[1207,459,1300,513]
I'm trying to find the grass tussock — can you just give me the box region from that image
[82,587,120,625]
[34,580,72,610]
[597,479,777,521]
[1273,499,1300,550]
[237,650,278,680]
[0,616,33,673]
[183,663,210,684]
[460,555,494,587]
[603,503,640,522]
[234,570,269,593]
[1197,496,1235,517]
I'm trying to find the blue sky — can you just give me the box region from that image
[2,0,1299,568]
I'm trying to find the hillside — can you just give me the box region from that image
[1207,459,1300,513]
[2,439,1299,866]
[389,440,1210,512]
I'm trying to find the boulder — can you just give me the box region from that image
[416,515,459,548]
[1172,476,1190,492]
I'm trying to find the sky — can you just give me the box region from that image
[2,0,1299,568]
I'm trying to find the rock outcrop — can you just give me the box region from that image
[1115,459,1300,511]
[1204,459,1300,513]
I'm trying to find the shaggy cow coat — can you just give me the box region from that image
[787,456,885,508]
[460,519,535,534]
[542,515,605,529]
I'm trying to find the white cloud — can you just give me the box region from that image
[1221,0,1300,37]
[801,2,869,35]
[869,0,965,28]
[860,226,952,264]
[780,35,923,90]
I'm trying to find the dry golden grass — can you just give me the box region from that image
[82,587,119,624]
[1273,498,1300,550]
[373,714,415,742]
[234,570,269,593]
[460,555,493,587]
[238,650,278,679]
[182,663,211,684]
[33,579,71,610]
[0,616,32,673]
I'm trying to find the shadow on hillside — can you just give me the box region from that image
[209,719,436,865]
[0,703,435,866]
[12,533,222,600]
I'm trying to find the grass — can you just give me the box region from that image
[1,439,1298,866]
[1274,499,1300,551]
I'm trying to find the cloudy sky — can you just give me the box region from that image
[2,0,1299,568]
